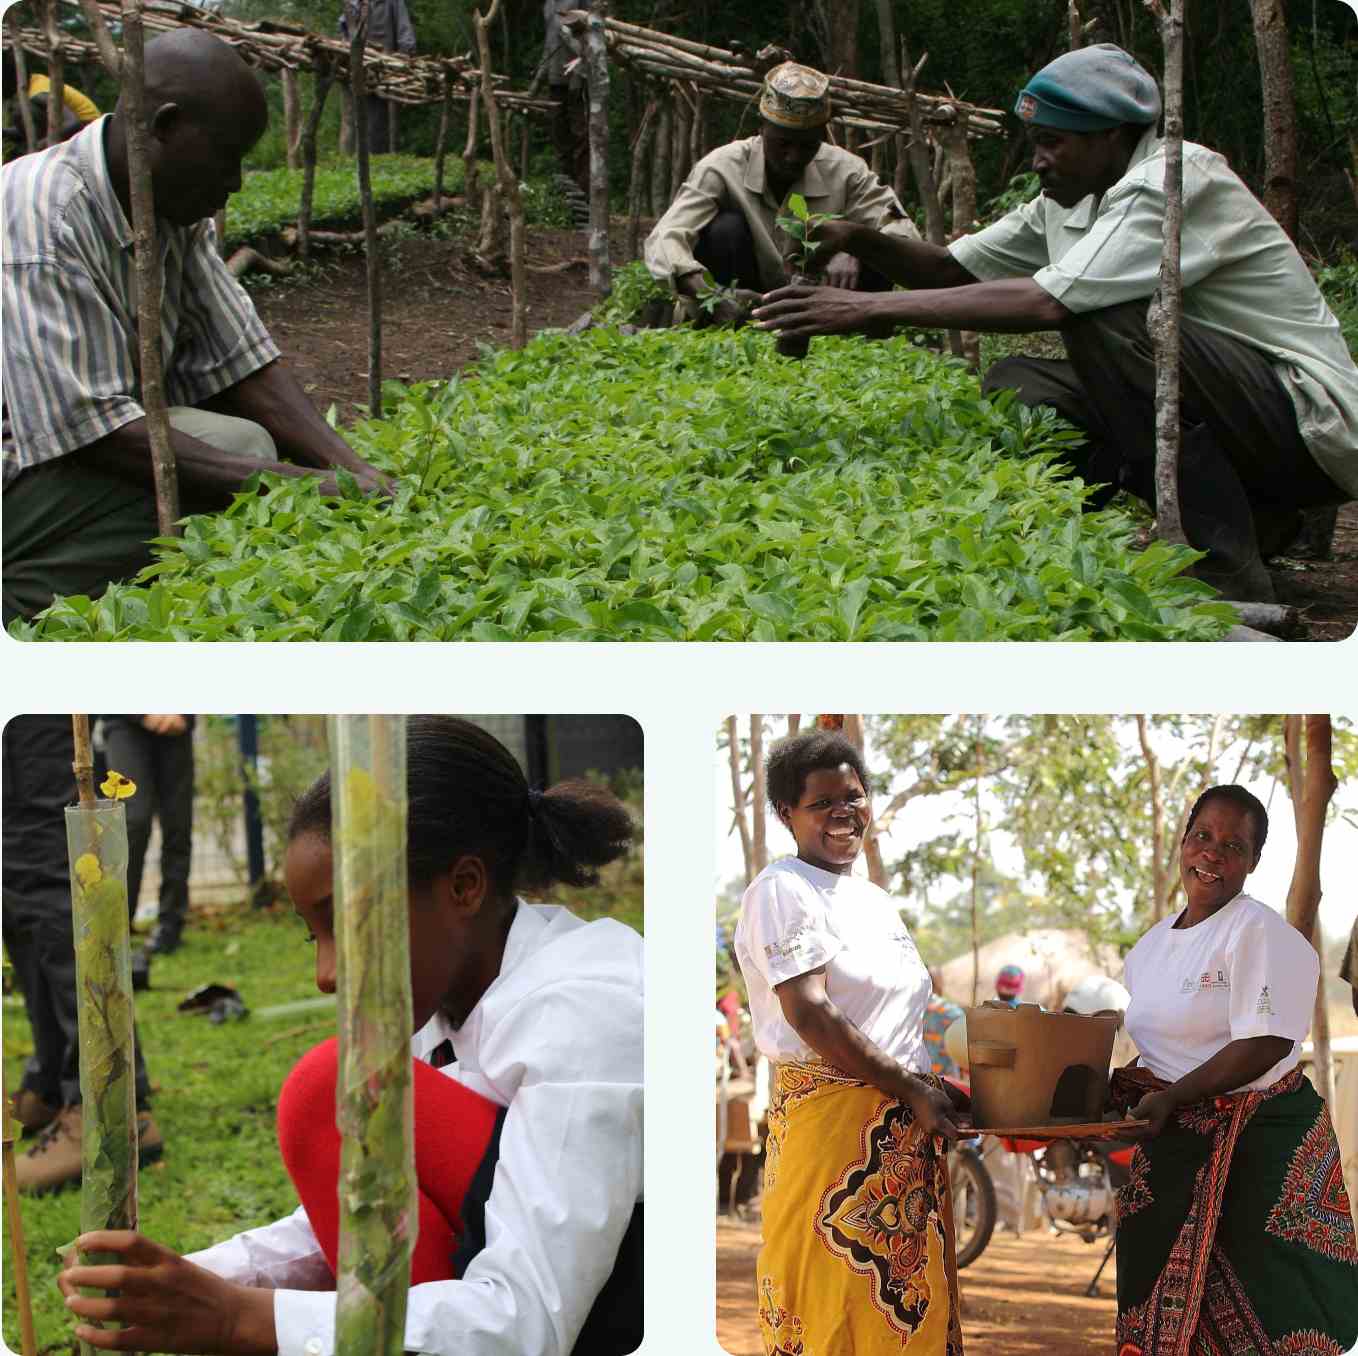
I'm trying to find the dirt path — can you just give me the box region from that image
[717,1215,1119,1356]
[249,215,1358,641]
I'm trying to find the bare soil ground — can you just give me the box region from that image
[249,216,1358,642]
[716,1213,1120,1356]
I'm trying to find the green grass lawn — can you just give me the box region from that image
[3,901,320,1352]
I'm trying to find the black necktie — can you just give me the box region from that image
[429,1038,456,1069]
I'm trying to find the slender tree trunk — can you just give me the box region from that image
[1136,716,1169,923]
[1069,0,1084,49]
[42,0,64,150]
[281,67,302,170]
[843,715,887,888]
[76,0,122,78]
[1145,0,1188,547]
[671,97,692,200]
[1,1061,38,1356]
[651,100,672,214]
[626,99,658,260]
[121,0,180,537]
[1250,0,1299,240]
[900,45,946,245]
[750,717,768,875]
[298,57,335,261]
[584,0,612,296]
[1282,715,1337,1104]
[462,87,482,221]
[830,0,860,76]
[727,717,754,887]
[339,83,354,155]
[475,0,528,348]
[348,2,384,416]
[432,77,452,215]
[875,0,900,87]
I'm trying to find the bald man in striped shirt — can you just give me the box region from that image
[2,31,389,625]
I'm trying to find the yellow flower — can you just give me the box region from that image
[74,853,103,887]
[100,771,137,800]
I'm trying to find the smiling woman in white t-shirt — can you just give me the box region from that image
[1113,784,1357,1356]
[734,729,966,1356]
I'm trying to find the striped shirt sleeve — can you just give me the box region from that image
[164,221,280,409]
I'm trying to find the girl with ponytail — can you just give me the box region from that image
[61,717,644,1356]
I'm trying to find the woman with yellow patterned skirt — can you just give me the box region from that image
[734,730,967,1356]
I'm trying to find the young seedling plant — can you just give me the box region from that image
[772,193,843,356]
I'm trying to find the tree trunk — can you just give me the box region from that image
[1282,715,1337,1104]
[1146,0,1188,547]
[475,0,528,348]
[875,0,900,87]
[584,0,612,297]
[671,97,692,200]
[281,67,302,170]
[348,2,384,417]
[1136,716,1170,923]
[1069,0,1084,50]
[843,715,887,888]
[461,87,482,222]
[298,58,335,261]
[970,720,983,1007]
[651,100,672,215]
[76,0,122,78]
[830,0,860,77]
[1250,0,1299,240]
[120,0,180,537]
[339,84,354,155]
[939,110,980,368]
[727,716,754,887]
[750,716,768,876]
[626,99,658,261]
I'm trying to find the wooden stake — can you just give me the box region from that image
[298,55,335,260]
[1144,0,1187,547]
[750,716,767,875]
[584,0,612,296]
[461,86,481,222]
[1,1062,39,1356]
[625,97,657,260]
[120,0,181,537]
[8,12,37,153]
[42,0,64,149]
[76,0,123,77]
[72,714,96,808]
[347,2,384,416]
[474,0,528,347]
[281,65,302,169]
[432,73,451,214]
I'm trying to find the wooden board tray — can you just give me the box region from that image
[969,1118,1148,1140]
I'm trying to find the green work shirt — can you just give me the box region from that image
[645,135,920,294]
[950,127,1358,497]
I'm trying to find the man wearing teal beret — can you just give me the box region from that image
[755,44,1357,602]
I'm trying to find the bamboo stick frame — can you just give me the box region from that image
[328,716,416,1355]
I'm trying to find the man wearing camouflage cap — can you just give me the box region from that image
[644,61,919,328]
[756,43,1357,602]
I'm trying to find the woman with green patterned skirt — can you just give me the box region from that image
[1114,785,1358,1356]
[733,730,967,1356]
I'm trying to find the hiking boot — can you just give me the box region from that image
[15,1105,165,1193]
[146,922,182,955]
[14,1104,83,1194]
[9,1088,58,1138]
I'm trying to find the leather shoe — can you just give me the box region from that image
[10,1087,59,1137]
[15,1105,165,1194]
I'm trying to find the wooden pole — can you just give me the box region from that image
[461,86,482,222]
[726,716,754,887]
[432,74,451,215]
[1144,0,1187,547]
[9,20,37,153]
[474,0,528,348]
[651,98,671,214]
[282,65,302,169]
[2,1062,39,1356]
[938,107,979,369]
[584,0,612,296]
[298,55,335,260]
[625,97,657,260]
[42,0,65,149]
[71,714,95,808]
[750,716,767,875]
[120,0,182,537]
[347,2,384,416]
[1282,715,1338,1104]
[76,0,123,78]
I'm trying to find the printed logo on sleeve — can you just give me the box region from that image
[1256,984,1273,1016]
[765,925,813,965]
[1179,968,1230,994]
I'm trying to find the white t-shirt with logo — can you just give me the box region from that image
[1122,892,1319,1091]
[734,856,932,1071]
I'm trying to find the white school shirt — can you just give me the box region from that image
[188,902,644,1356]
[1122,892,1318,1092]
[734,856,932,1072]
